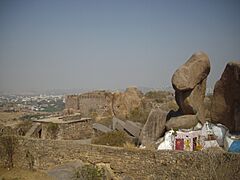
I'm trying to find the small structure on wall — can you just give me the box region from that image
[25,116,93,140]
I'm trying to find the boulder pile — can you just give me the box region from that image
[171,51,210,124]
[166,52,210,131]
[140,51,211,146]
[112,87,144,120]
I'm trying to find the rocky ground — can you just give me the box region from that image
[0,168,53,180]
[0,147,239,180]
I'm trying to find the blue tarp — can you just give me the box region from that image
[228,141,240,153]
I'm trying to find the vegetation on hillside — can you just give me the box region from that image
[92,131,131,147]
[145,90,172,103]
[128,107,150,124]
[73,164,104,180]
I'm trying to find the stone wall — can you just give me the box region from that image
[31,120,93,140]
[65,91,113,117]
[65,95,79,110]
[1,137,240,179]
[57,120,93,140]
[78,91,113,117]
[64,88,145,120]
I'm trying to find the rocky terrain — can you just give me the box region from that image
[0,51,240,179]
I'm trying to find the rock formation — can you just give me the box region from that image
[171,51,210,124]
[140,109,167,145]
[139,52,211,146]
[165,115,198,130]
[64,87,145,121]
[112,87,144,120]
[175,78,206,115]
[211,61,240,132]
[172,52,210,90]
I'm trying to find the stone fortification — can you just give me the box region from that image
[65,95,79,111]
[0,137,240,179]
[65,88,144,120]
[78,91,113,117]
[28,119,93,140]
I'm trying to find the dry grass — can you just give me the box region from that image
[123,142,137,150]
[0,168,54,180]
[0,112,25,125]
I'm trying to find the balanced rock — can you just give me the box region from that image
[112,87,144,120]
[166,115,198,130]
[211,61,240,132]
[175,78,206,123]
[172,51,210,91]
[140,109,167,145]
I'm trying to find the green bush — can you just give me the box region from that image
[20,113,49,120]
[92,131,131,147]
[73,164,104,180]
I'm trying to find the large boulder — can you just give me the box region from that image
[112,87,144,120]
[165,115,198,130]
[211,61,240,132]
[175,78,206,123]
[171,52,210,124]
[140,109,167,145]
[172,52,210,91]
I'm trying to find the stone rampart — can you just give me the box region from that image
[65,95,79,110]
[0,137,240,179]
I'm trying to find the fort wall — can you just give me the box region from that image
[65,91,113,117]
[65,95,79,110]
[30,120,93,140]
[0,137,240,179]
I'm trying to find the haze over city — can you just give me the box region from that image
[0,0,239,93]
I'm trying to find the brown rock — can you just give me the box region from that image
[140,109,167,145]
[211,61,240,132]
[166,115,198,130]
[175,78,206,123]
[172,52,210,91]
[112,87,144,119]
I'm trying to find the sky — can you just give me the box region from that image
[0,0,239,93]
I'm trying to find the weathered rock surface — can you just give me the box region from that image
[171,52,210,124]
[175,78,206,123]
[165,115,198,130]
[140,109,167,145]
[112,87,144,120]
[172,51,210,91]
[211,61,240,132]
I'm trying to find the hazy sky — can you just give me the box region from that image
[0,0,239,93]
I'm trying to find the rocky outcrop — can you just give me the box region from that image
[112,87,144,120]
[166,115,198,130]
[211,61,240,132]
[175,78,206,122]
[170,52,210,124]
[140,109,167,145]
[172,51,210,90]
